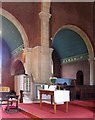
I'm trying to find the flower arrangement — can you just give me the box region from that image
[49,77,57,84]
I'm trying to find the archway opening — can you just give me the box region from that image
[76,70,84,85]
[52,27,88,81]
[0,8,29,90]
[52,50,61,77]
[11,60,25,75]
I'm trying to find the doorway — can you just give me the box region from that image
[76,71,84,85]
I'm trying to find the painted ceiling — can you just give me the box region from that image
[0,15,88,62]
[52,28,88,63]
[0,15,24,56]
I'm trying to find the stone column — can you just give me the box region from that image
[24,48,33,75]
[39,11,51,48]
[24,48,35,101]
[40,47,53,84]
[37,2,52,84]
[39,2,51,48]
[89,57,95,85]
[24,2,52,100]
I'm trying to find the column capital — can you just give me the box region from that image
[39,11,51,22]
[88,55,95,62]
[24,47,33,53]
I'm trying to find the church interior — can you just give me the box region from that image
[0,1,95,119]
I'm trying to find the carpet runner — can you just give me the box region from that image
[1,100,94,119]
[18,100,95,119]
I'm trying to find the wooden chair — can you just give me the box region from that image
[5,94,19,112]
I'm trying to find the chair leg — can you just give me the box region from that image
[54,102,56,113]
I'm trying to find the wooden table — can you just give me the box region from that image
[39,89,54,106]
[39,89,69,113]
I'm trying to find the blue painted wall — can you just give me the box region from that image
[52,28,88,63]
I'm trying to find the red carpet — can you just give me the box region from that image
[1,105,29,119]
[19,100,95,119]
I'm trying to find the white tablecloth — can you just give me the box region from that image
[54,90,70,104]
[38,88,70,103]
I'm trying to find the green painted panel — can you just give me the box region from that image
[52,28,88,61]
[0,15,24,56]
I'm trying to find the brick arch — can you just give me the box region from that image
[53,24,94,85]
[53,25,94,59]
[0,8,29,49]
[11,59,25,75]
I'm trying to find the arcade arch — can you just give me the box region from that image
[52,25,94,85]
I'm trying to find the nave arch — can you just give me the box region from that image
[52,25,94,85]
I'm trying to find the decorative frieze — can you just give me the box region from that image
[61,53,89,64]
[12,44,24,57]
